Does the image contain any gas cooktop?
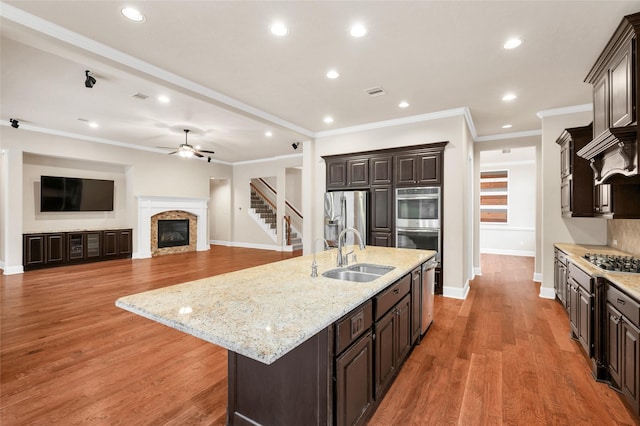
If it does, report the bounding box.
[583,253,640,274]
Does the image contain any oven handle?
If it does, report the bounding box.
[396,227,440,233]
[396,195,439,200]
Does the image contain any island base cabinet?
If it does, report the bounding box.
[227,329,330,426]
[621,321,640,413]
[335,331,373,426]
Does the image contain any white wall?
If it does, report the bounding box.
[1,127,232,273]
[209,178,231,243]
[306,115,473,297]
[540,109,607,298]
[479,148,536,256]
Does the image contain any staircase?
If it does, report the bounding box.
[250,190,302,251]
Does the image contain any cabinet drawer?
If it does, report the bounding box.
[375,274,411,321]
[335,301,373,355]
[568,261,593,293]
[608,285,640,328]
[556,250,567,266]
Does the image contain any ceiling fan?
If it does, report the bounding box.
[158,129,215,158]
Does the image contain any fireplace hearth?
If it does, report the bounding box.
[158,219,190,248]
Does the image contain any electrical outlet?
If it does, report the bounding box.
[612,239,618,247]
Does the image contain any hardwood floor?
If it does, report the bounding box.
[1,250,637,425]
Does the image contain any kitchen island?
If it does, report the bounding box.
[116,246,435,425]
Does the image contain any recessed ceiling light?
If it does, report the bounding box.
[195,145,201,150]
[350,24,367,38]
[503,38,522,49]
[271,22,288,36]
[88,122,99,128]
[502,93,517,101]
[326,69,340,79]
[324,116,334,124]
[265,131,273,137]
[121,7,145,23]
[157,95,170,103]
[502,124,513,129]
[398,101,410,108]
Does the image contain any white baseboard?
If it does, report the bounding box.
[532,272,542,282]
[226,241,287,252]
[539,286,555,299]
[210,240,232,246]
[480,248,535,257]
[2,264,24,275]
[133,251,151,259]
[473,267,482,276]
[443,280,470,300]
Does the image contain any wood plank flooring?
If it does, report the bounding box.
[1,249,637,425]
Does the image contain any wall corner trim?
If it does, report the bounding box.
[533,272,542,282]
[2,264,24,275]
[443,281,470,300]
[539,285,556,299]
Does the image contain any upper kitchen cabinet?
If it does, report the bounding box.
[556,124,594,217]
[370,155,393,185]
[578,12,640,185]
[325,157,369,190]
[394,148,443,187]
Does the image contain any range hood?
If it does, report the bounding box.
[577,11,640,185]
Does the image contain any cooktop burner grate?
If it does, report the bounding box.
[583,253,640,274]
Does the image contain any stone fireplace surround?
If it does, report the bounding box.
[136,195,209,259]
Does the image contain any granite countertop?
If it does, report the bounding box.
[116,246,435,365]
[554,243,640,301]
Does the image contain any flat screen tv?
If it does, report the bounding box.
[40,176,114,212]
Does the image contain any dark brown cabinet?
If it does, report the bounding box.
[326,159,347,189]
[594,184,640,219]
[23,229,132,271]
[370,185,393,247]
[347,158,369,188]
[410,267,421,344]
[370,156,393,185]
[325,158,370,189]
[606,283,640,414]
[594,184,612,215]
[395,151,442,186]
[554,248,569,310]
[556,125,594,217]
[370,232,392,247]
[568,261,594,357]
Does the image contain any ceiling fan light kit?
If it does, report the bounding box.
[159,129,215,160]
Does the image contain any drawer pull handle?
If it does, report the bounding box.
[613,316,621,325]
[393,288,399,295]
[617,298,626,305]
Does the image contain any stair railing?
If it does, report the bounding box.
[283,215,291,246]
[250,182,277,213]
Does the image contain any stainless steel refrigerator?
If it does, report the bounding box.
[324,191,367,248]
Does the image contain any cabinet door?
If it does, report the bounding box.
[327,160,348,190]
[569,282,580,338]
[370,232,393,248]
[370,156,393,185]
[46,234,65,264]
[103,231,118,257]
[370,186,392,232]
[67,232,85,262]
[622,320,640,411]
[23,234,46,268]
[118,230,133,255]
[395,155,417,185]
[560,142,571,178]
[335,331,373,426]
[578,287,593,356]
[347,159,369,188]
[86,232,102,259]
[596,184,612,215]
[559,264,568,308]
[592,73,609,137]
[607,303,622,388]
[411,268,421,344]
[396,295,412,364]
[417,152,441,185]
[374,309,396,398]
[609,45,634,128]
[560,178,572,215]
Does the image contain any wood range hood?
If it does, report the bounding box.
[577,12,640,185]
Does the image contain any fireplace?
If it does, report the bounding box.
[158,219,190,248]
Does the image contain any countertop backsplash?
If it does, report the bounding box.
[608,219,640,256]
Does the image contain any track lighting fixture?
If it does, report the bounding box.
[292,142,300,150]
[9,118,19,128]
[207,156,212,163]
[85,70,96,88]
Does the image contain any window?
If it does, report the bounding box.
[480,170,508,223]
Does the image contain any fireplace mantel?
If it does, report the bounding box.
[136,195,209,258]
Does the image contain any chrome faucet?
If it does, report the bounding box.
[337,227,365,267]
[311,238,329,277]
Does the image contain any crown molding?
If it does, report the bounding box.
[475,129,542,142]
[536,103,592,119]
[233,153,303,166]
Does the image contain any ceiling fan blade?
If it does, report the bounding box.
[157,146,177,150]
[199,149,215,154]
[193,152,204,158]
[167,151,179,155]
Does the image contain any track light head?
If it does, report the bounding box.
[292,142,300,150]
[85,70,96,88]
[9,118,19,129]
[207,156,212,163]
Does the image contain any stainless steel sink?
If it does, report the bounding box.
[322,264,395,282]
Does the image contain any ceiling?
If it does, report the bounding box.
[2,1,640,164]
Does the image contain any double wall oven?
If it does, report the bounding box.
[395,187,441,261]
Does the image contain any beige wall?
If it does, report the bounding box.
[307,115,473,296]
[209,179,231,243]
[1,127,232,273]
[608,219,640,256]
[540,110,607,297]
